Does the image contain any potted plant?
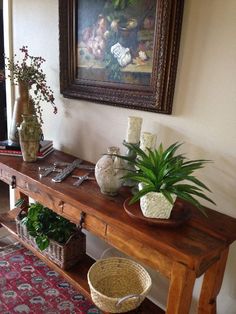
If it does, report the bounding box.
[16,202,85,269]
[119,142,215,218]
[5,46,57,143]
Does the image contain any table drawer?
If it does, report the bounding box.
[62,203,106,238]
[0,168,38,192]
[1,168,15,185]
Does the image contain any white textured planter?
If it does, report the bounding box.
[139,184,176,219]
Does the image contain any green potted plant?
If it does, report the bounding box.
[5,46,57,124]
[20,202,76,250]
[5,46,57,144]
[16,202,85,269]
[119,142,215,218]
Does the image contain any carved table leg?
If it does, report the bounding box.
[166,261,196,314]
[198,247,229,314]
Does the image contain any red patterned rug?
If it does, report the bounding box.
[0,243,101,314]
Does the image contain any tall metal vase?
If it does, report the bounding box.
[9,81,35,144]
[18,114,42,162]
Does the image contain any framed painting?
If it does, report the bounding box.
[59,0,184,114]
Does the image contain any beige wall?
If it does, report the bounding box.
[7,0,236,312]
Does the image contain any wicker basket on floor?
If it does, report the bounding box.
[87,257,152,313]
[15,211,86,270]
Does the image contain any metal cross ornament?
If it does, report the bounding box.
[38,158,95,183]
[52,159,83,182]
[72,173,95,187]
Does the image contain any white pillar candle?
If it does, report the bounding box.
[140,132,156,153]
[125,116,143,144]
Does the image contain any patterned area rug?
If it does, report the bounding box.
[0,243,101,314]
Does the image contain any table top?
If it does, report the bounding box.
[1,150,236,275]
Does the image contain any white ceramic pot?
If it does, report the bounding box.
[139,184,176,219]
[95,147,125,196]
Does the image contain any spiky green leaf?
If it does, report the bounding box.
[161,190,175,205]
[129,185,156,204]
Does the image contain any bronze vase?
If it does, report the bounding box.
[9,81,35,144]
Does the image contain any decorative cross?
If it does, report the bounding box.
[72,174,95,187]
[38,159,95,183]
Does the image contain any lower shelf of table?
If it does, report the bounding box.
[0,208,165,314]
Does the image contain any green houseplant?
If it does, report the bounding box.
[119,142,215,217]
[5,46,57,124]
[16,201,86,269]
[5,46,57,145]
[20,202,77,251]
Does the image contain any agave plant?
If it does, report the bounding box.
[119,142,215,216]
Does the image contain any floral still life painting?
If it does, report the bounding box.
[77,0,156,85]
[59,0,184,113]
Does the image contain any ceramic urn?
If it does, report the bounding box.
[95,147,124,196]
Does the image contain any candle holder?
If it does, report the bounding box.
[122,140,139,187]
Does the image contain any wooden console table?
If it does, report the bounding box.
[1,150,236,314]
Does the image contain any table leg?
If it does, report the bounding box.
[198,247,229,314]
[14,188,29,208]
[166,261,196,314]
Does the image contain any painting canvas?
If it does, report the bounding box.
[77,0,157,86]
[59,0,184,113]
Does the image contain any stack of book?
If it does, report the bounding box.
[0,139,54,159]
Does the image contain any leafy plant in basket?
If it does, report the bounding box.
[20,202,77,251]
[118,142,215,218]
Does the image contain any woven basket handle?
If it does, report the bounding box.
[116,294,141,308]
